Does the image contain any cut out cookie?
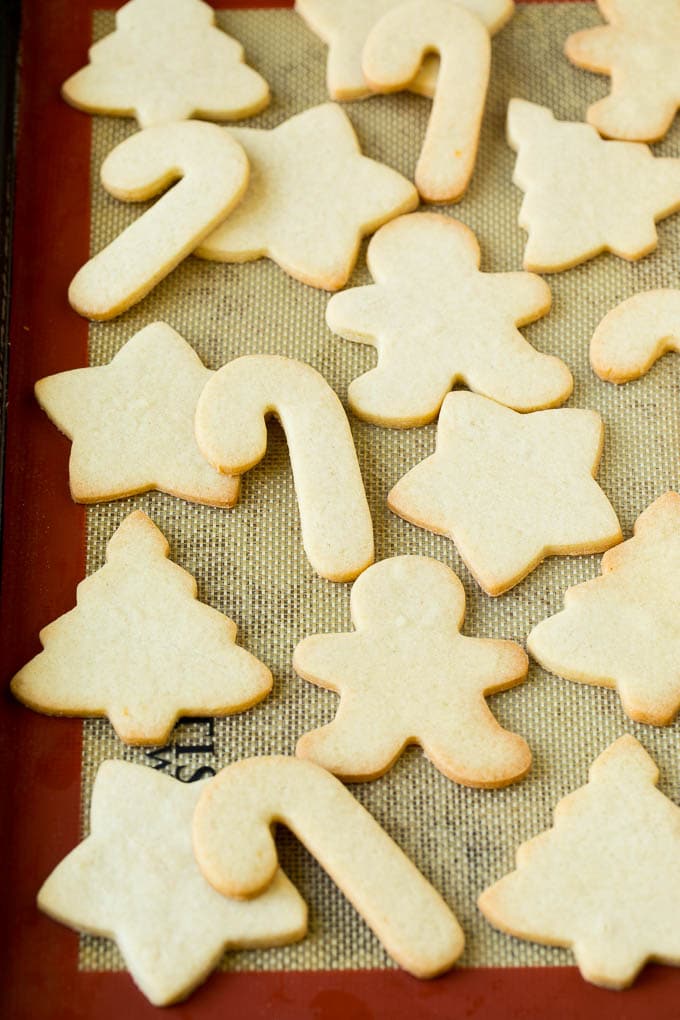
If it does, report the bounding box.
[193,755,465,978]
[590,289,680,383]
[529,492,680,726]
[326,213,572,425]
[362,0,490,203]
[11,511,272,744]
[479,735,680,989]
[507,98,680,272]
[195,355,374,582]
[295,0,513,100]
[294,556,530,786]
[196,103,418,290]
[69,121,249,319]
[39,760,306,1006]
[388,392,622,596]
[35,322,239,507]
[565,0,680,142]
[62,0,269,128]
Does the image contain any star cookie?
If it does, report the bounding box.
[565,0,680,142]
[388,392,622,596]
[38,760,307,1005]
[35,322,239,507]
[507,98,680,272]
[11,511,272,744]
[294,556,531,786]
[479,735,680,989]
[590,289,680,382]
[196,103,419,290]
[62,0,269,127]
[529,492,680,725]
[295,0,513,100]
[326,213,572,426]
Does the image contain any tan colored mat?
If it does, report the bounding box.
[79,3,680,972]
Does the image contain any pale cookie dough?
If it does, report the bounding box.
[35,322,239,507]
[294,556,531,786]
[326,213,572,426]
[192,755,465,979]
[565,0,680,142]
[38,761,307,1006]
[528,492,680,726]
[479,735,680,989]
[195,355,374,583]
[69,120,249,320]
[62,0,269,128]
[388,392,622,596]
[295,0,513,100]
[507,98,680,272]
[362,0,490,203]
[11,511,272,744]
[196,103,418,291]
[590,289,680,382]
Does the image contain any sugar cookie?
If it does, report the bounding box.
[529,492,680,726]
[62,0,269,128]
[11,511,272,744]
[294,556,530,786]
[195,354,374,582]
[326,213,572,425]
[192,755,465,979]
[69,121,249,319]
[39,760,306,1006]
[363,0,490,203]
[479,735,680,989]
[388,392,622,596]
[196,103,418,291]
[507,98,680,272]
[565,0,680,142]
[295,0,513,100]
[590,289,680,383]
[35,322,239,507]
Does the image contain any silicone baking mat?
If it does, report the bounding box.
[2,1,680,1017]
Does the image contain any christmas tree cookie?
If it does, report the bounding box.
[326,213,572,426]
[565,0,680,142]
[388,392,622,596]
[294,556,531,786]
[295,0,513,100]
[62,0,269,127]
[590,289,680,382]
[35,322,239,507]
[479,735,680,988]
[529,492,680,725]
[11,512,272,744]
[39,761,307,1006]
[507,98,680,272]
[196,103,418,290]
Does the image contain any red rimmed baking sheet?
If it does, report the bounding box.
[3,1,680,1017]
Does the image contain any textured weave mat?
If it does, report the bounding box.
[79,3,680,972]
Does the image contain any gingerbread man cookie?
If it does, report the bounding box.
[326,213,572,426]
[565,0,680,142]
[294,556,531,786]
